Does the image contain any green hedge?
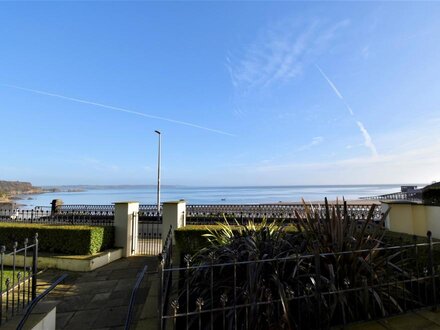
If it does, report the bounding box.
[175,224,298,256]
[423,188,440,204]
[0,223,114,255]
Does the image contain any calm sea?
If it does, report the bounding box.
[17,184,408,209]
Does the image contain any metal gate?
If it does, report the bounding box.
[135,210,163,255]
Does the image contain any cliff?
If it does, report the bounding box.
[0,180,43,201]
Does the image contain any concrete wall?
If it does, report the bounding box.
[426,206,440,238]
[384,202,440,238]
[2,249,122,272]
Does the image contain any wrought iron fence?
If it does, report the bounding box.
[159,232,440,330]
[0,209,114,226]
[17,273,67,330]
[0,235,38,326]
[5,203,382,226]
[158,225,173,330]
[186,203,383,224]
[60,203,160,213]
[360,191,422,201]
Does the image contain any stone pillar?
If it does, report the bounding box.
[162,200,186,242]
[51,199,63,215]
[114,201,139,257]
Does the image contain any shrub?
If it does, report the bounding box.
[179,200,416,329]
[0,223,114,255]
[422,183,440,204]
[175,222,298,256]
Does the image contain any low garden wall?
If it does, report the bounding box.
[383,201,440,238]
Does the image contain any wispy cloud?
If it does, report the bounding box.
[2,84,236,137]
[81,157,120,172]
[262,143,440,172]
[247,142,440,185]
[298,136,324,151]
[227,18,350,93]
[361,45,371,59]
[315,65,378,157]
[356,121,378,157]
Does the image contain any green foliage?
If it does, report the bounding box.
[175,222,298,256]
[422,184,440,204]
[181,200,417,329]
[0,223,114,255]
[183,219,299,329]
[293,199,408,325]
[0,268,15,291]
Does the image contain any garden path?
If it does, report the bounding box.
[37,256,158,329]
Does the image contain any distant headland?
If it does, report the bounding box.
[0,180,44,203]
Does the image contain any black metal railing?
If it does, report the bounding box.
[361,191,422,201]
[158,225,173,330]
[0,209,114,226]
[186,203,383,224]
[137,221,163,256]
[4,203,382,226]
[60,204,160,212]
[125,265,149,330]
[0,234,39,326]
[159,232,440,329]
[17,273,68,330]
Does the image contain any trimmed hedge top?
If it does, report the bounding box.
[175,224,298,255]
[0,223,114,255]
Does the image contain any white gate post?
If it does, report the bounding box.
[114,201,139,257]
[162,200,186,242]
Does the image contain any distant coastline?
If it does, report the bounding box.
[0,180,43,204]
[0,180,87,205]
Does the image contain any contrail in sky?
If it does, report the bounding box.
[315,65,354,116]
[2,84,236,137]
[315,65,378,157]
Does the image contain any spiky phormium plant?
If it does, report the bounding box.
[181,200,416,329]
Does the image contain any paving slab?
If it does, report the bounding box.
[343,310,440,330]
[34,256,158,329]
[379,312,436,329]
[416,309,440,326]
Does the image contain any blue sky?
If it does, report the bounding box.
[1,1,440,186]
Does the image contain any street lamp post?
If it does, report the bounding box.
[154,130,161,218]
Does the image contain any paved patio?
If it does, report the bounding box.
[37,256,158,330]
[36,257,440,330]
[341,308,440,330]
